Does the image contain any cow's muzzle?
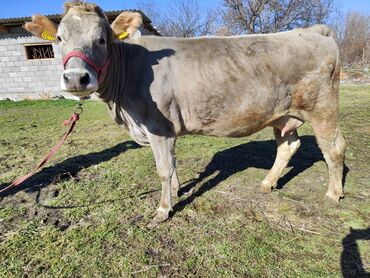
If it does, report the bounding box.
[61,68,96,95]
[61,50,110,96]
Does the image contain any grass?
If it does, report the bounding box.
[0,85,369,277]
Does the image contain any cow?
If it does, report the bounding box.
[24,1,347,226]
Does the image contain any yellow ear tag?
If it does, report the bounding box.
[41,31,55,41]
[118,32,129,41]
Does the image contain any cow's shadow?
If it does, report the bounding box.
[0,141,141,197]
[173,135,349,214]
[341,227,370,278]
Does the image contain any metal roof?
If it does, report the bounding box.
[0,10,160,36]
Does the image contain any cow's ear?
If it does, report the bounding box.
[111,12,142,40]
[23,15,57,41]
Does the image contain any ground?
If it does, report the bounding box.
[0,84,369,277]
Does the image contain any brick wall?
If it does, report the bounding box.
[0,33,64,100]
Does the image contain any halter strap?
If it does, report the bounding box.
[63,50,111,84]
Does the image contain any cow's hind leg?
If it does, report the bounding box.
[261,128,301,192]
[310,119,347,202]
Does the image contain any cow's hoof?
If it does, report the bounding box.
[325,191,344,203]
[147,207,170,229]
[260,180,274,193]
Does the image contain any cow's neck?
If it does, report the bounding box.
[94,42,150,146]
[95,42,128,105]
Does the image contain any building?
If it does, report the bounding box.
[0,11,159,100]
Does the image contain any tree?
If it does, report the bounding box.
[138,0,220,37]
[335,12,370,66]
[222,0,336,34]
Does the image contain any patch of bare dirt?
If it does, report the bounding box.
[0,185,74,241]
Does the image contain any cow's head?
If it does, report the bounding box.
[24,1,142,97]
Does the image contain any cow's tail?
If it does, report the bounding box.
[307,24,335,39]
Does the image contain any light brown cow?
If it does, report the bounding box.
[24,2,347,227]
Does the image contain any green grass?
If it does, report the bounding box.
[0,85,369,277]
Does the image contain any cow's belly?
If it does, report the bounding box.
[185,112,272,137]
[198,119,268,137]
[182,98,285,137]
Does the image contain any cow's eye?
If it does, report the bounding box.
[56,35,63,43]
[98,38,105,45]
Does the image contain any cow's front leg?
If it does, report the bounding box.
[149,135,176,227]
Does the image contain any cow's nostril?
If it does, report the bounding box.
[63,73,70,84]
[80,73,90,85]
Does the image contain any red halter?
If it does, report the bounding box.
[63,50,111,84]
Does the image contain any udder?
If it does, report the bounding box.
[271,116,305,137]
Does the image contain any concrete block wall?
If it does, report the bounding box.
[0,33,65,100]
